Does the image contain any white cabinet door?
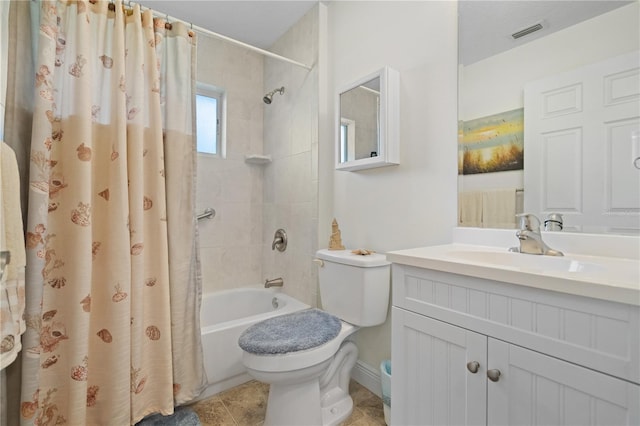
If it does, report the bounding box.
[391,307,487,426]
[488,339,640,426]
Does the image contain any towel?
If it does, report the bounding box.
[135,406,201,426]
[1,141,26,370]
[483,188,517,229]
[458,191,483,227]
[516,189,524,215]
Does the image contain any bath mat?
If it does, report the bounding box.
[239,308,342,354]
[136,406,201,426]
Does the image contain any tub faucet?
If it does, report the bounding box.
[265,277,284,288]
[509,213,563,256]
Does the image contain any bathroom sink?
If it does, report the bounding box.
[445,249,607,274]
[386,243,640,305]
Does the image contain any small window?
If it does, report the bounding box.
[196,83,226,156]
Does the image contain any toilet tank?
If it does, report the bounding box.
[315,249,390,327]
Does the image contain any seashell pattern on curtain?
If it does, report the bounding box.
[19,1,206,424]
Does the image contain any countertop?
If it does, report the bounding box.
[387,243,640,306]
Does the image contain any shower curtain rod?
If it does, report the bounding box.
[130,0,313,71]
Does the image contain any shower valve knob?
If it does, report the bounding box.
[272,229,287,252]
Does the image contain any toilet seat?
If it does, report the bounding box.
[239,309,342,355]
[241,315,358,373]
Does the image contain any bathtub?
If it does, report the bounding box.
[198,288,310,399]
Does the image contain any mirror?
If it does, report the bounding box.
[340,79,379,162]
[458,1,640,234]
[336,66,399,171]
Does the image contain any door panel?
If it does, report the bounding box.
[391,307,487,426]
[524,51,640,233]
[488,339,640,426]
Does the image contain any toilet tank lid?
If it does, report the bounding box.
[316,249,390,267]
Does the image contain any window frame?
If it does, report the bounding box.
[340,118,356,163]
[196,82,226,158]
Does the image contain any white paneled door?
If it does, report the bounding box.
[524,51,640,233]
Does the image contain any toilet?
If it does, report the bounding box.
[238,249,390,426]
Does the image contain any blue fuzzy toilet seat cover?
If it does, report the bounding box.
[239,309,342,355]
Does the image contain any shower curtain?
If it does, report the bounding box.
[19,1,206,424]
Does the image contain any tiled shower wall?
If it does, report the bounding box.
[262,6,319,307]
[196,35,265,293]
[196,5,319,306]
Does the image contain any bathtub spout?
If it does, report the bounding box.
[265,277,284,288]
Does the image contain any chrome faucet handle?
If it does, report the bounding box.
[271,229,287,252]
[544,213,564,231]
[512,213,564,257]
[516,213,541,232]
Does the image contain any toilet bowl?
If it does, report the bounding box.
[242,316,359,425]
[238,249,390,426]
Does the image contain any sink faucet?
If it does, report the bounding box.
[544,212,564,232]
[264,277,284,288]
[510,213,563,256]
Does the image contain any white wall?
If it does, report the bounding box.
[459,2,640,193]
[321,1,458,370]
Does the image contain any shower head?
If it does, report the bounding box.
[263,86,285,104]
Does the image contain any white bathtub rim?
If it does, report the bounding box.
[198,287,311,398]
[200,288,310,334]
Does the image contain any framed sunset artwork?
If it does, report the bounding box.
[458,108,524,175]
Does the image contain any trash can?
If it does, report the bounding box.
[380,360,391,425]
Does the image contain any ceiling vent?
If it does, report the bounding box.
[512,23,544,39]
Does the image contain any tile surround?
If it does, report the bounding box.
[196,7,319,306]
[197,33,265,295]
[262,6,319,307]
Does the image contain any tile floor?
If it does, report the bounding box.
[188,379,386,426]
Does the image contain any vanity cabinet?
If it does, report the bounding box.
[391,264,640,426]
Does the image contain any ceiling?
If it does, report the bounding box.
[459,1,633,65]
[136,1,633,62]
[136,1,317,49]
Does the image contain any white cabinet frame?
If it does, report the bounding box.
[391,263,640,426]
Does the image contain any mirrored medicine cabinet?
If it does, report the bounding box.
[336,66,400,171]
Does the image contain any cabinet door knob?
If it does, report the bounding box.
[466,361,480,374]
[487,369,501,382]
